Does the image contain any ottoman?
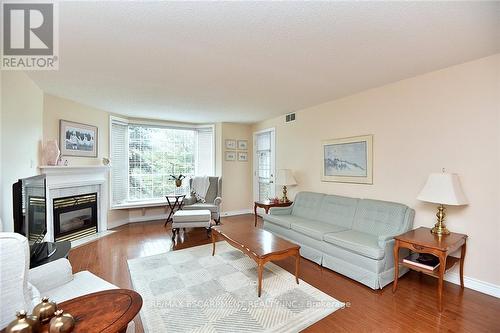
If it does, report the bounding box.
[171,209,212,240]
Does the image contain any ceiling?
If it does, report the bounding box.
[28,1,500,124]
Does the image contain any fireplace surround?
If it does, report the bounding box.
[39,166,110,242]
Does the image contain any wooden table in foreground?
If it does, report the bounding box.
[212,224,300,297]
[1,289,143,333]
[254,200,293,227]
[393,227,467,312]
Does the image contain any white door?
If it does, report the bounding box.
[253,128,276,203]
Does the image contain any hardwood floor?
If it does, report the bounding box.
[68,215,500,332]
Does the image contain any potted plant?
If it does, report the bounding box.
[170,174,186,187]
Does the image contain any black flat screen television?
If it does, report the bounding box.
[13,175,54,260]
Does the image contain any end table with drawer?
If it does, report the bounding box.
[392,226,467,312]
[254,200,293,227]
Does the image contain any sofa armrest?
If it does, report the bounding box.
[183,196,197,206]
[29,258,74,294]
[269,205,293,215]
[377,234,399,248]
[214,197,222,207]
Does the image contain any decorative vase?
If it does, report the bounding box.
[5,310,40,333]
[175,179,182,187]
[43,140,60,166]
[49,310,75,333]
[32,297,57,323]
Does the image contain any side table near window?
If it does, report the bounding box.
[392,227,467,312]
[164,194,186,227]
[254,200,293,227]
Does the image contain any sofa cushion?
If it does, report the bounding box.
[173,210,211,222]
[291,192,325,220]
[352,199,409,236]
[316,195,358,228]
[323,230,384,260]
[264,215,312,229]
[291,220,347,241]
[45,271,117,304]
[183,203,218,213]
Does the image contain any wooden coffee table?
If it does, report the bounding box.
[212,224,300,297]
[0,289,143,333]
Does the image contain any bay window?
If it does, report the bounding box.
[110,117,214,206]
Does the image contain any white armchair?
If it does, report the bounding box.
[0,233,135,332]
[183,177,222,224]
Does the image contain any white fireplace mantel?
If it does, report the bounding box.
[38,165,110,242]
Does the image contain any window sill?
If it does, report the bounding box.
[111,199,169,210]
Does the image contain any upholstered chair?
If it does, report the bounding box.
[0,233,135,332]
[183,177,222,224]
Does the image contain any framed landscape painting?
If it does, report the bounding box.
[60,120,98,157]
[321,135,373,184]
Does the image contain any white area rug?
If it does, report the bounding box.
[128,242,344,333]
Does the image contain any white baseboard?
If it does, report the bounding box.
[128,214,169,224]
[107,218,130,229]
[108,214,168,230]
[221,209,253,217]
[445,272,500,298]
[109,209,253,229]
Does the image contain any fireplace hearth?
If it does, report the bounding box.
[53,193,98,242]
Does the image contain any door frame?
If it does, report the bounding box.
[253,127,276,203]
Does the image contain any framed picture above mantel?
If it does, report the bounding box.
[59,120,98,157]
[321,134,373,184]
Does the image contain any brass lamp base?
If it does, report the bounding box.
[281,185,289,203]
[430,204,450,236]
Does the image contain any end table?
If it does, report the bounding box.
[392,227,467,312]
[254,200,293,227]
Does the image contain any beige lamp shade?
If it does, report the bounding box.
[417,172,468,206]
[276,169,297,186]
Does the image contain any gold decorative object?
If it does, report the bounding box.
[33,297,57,323]
[417,171,468,236]
[49,310,75,333]
[431,204,450,235]
[5,310,40,333]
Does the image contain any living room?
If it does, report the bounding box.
[1,1,499,332]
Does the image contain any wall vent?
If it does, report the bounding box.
[285,113,296,123]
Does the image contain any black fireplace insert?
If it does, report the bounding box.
[53,193,97,242]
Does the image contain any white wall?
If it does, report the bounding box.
[1,72,44,231]
[253,54,500,288]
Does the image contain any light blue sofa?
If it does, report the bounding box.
[263,191,415,289]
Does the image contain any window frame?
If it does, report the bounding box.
[109,115,216,209]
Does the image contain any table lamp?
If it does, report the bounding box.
[417,171,468,235]
[276,169,297,202]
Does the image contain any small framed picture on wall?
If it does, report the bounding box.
[59,120,98,157]
[238,152,248,162]
[225,151,236,161]
[237,140,248,150]
[225,139,237,149]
